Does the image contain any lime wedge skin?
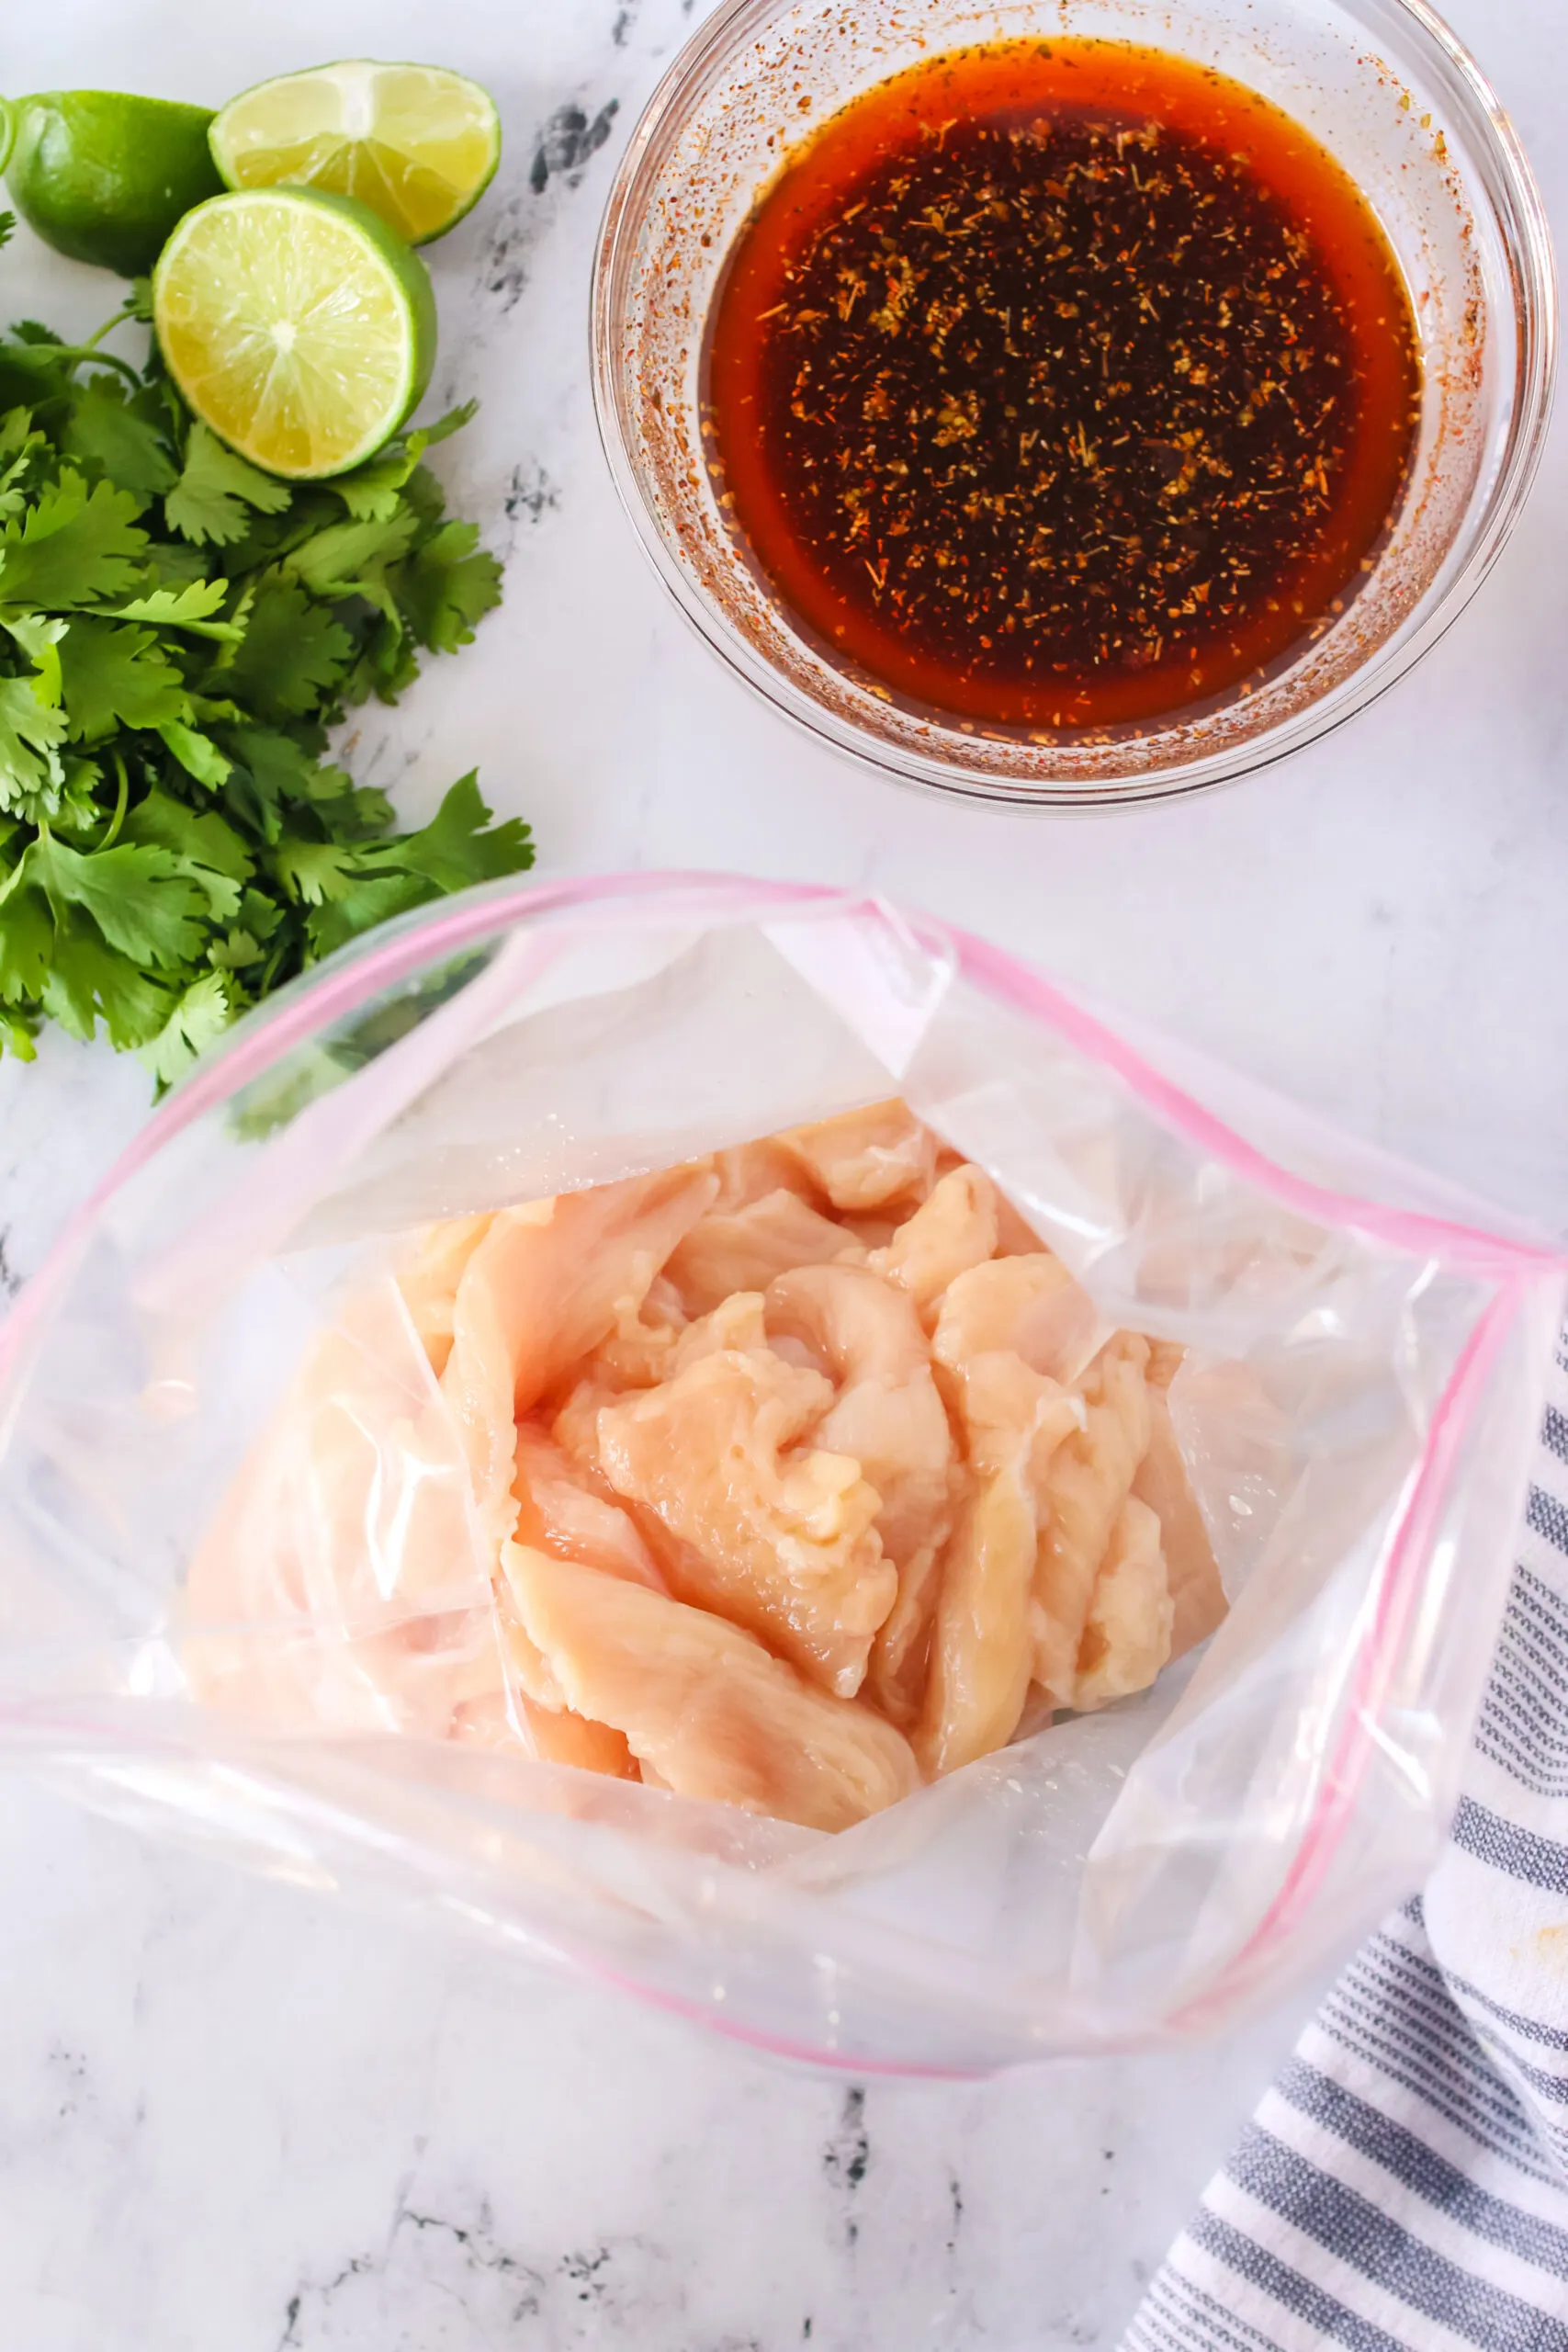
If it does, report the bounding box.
[6,91,223,276]
[209,59,501,245]
[153,186,437,481]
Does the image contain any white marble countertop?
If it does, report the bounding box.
[1,0,1565,2344]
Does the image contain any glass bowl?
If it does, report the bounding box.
[591,0,1556,808]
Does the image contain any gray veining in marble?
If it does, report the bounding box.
[1,0,1565,2344]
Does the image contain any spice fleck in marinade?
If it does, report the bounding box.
[704,40,1424,733]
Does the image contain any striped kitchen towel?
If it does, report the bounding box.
[1123,1341,1568,2349]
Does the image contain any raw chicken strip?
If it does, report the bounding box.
[187,1282,493,1635]
[871,1165,998,1324]
[513,1423,667,1591]
[944,1349,1087,1485]
[1132,1382,1228,1659]
[916,1464,1037,1778]
[1032,1334,1153,1705]
[589,1347,896,1696]
[914,1323,1084,1772]
[711,1138,827,1211]
[779,1100,936,1212]
[671,1291,771,1368]
[441,1165,717,1540]
[502,1544,919,1829]
[667,1190,863,1318]
[1072,1497,1175,1710]
[995,1193,1050,1257]
[933,1253,1109,1389]
[585,1276,688,1390]
[398,1212,494,1377]
[766,1263,960,1725]
[452,1683,639,1780]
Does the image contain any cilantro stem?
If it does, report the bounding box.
[97,752,130,853]
[81,302,139,354]
[46,343,144,390]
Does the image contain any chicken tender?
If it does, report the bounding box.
[916,1465,1038,1778]
[871,1165,999,1324]
[779,1100,937,1212]
[587,1346,897,1697]
[1132,1377,1228,1660]
[1032,1334,1153,1706]
[767,1263,959,1724]
[441,1165,716,1540]
[513,1423,667,1592]
[1072,1497,1175,1711]
[667,1191,863,1318]
[932,1253,1108,1389]
[398,1212,494,1377]
[502,1544,919,1830]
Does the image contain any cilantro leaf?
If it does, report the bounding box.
[108,579,243,642]
[59,616,189,743]
[388,772,535,892]
[141,971,231,1086]
[121,789,250,920]
[157,718,233,788]
[3,610,67,705]
[27,833,209,969]
[0,1009,38,1060]
[279,509,420,601]
[164,421,292,545]
[0,468,148,607]
[0,877,52,1001]
[0,675,69,819]
[61,376,177,504]
[395,519,504,655]
[218,576,353,718]
[40,910,172,1048]
[333,402,479,522]
[272,835,361,906]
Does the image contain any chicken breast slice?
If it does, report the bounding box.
[666,1190,863,1318]
[588,1346,896,1697]
[933,1253,1110,1389]
[1032,1334,1153,1705]
[916,1464,1037,1778]
[1131,1380,1228,1660]
[711,1138,828,1211]
[912,1326,1084,1772]
[1072,1496,1175,1711]
[440,1165,717,1542]
[870,1165,999,1325]
[765,1262,960,1724]
[582,1275,688,1391]
[502,1543,919,1830]
[397,1212,494,1377]
[778,1100,937,1212]
[513,1422,667,1592]
[451,1681,640,1780]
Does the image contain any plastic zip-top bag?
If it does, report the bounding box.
[0,874,1560,2074]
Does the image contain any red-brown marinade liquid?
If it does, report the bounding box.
[703,40,1423,735]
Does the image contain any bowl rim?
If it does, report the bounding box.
[590,0,1559,810]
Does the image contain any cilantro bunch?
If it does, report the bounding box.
[0,266,531,1085]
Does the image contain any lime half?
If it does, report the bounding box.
[0,100,16,180]
[6,90,222,276]
[209,60,501,245]
[152,187,436,479]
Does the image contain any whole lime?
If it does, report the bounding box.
[6,90,223,277]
